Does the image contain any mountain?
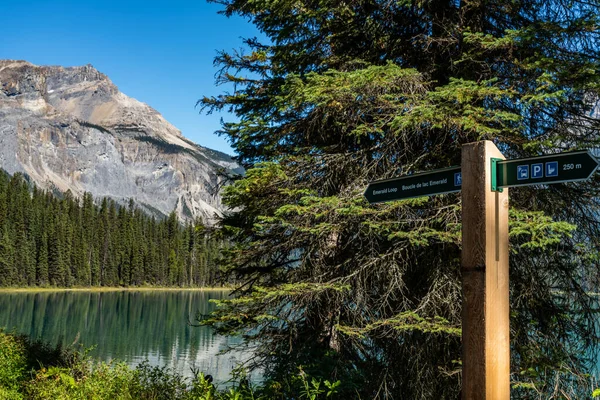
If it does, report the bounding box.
[0,60,241,224]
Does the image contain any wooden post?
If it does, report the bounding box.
[461,141,510,399]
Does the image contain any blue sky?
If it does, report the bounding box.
[0,0,262,155]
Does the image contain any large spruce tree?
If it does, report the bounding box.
[201,0,600,398]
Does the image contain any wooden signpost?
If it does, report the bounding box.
[461,142,510,399]
[364,141,599,399]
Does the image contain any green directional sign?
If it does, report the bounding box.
[364,166,462,204]
[365,150,599,204]
[495,150,599,189]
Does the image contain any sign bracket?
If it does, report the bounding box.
[491,158,503,192]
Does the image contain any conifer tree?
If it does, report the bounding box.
[106,201,119,285]
[130,240,144,286]
[37,232,49,286]
[82,192,96,285]
[0,174,8,224]
[61,199,74,287]
[90,245,100,286]
[201,0,600,397]
[48,221,66,287]
[98,197,110,285]
[0,224,15,286]
[31,187,45,283]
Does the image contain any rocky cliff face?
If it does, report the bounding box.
[0,60,241,224]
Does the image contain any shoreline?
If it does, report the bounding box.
[0,286,232,293]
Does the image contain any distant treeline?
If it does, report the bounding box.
[0,171,223,287]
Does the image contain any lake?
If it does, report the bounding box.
[0,289,253,384]
[1,290,596,385]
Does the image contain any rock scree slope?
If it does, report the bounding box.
[0,60,241,224]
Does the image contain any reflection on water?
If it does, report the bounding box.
[0,290,251,383]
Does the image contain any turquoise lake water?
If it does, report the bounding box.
[0,290,253,384]
[0,290,596,384]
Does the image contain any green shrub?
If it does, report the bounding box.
[1,331,340,399]
[0,332,27,397]
[0,386,23,400]
[129,360,189,399]
[25,363,135,400]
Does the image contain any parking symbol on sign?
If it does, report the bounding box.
[517,165,529,180]
[531,163,543,178]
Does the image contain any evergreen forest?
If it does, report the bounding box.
[0,171,222,288]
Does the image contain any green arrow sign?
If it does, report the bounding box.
[495,150,599,188]
[364,167,462,203]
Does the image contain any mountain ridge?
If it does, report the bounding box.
[0,60,239,224]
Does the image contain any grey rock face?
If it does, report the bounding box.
[0,60,241,224]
